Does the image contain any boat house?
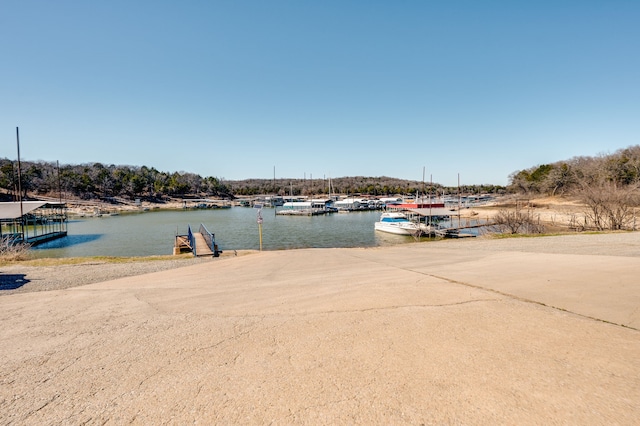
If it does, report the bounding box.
[334,198,363,212]
[277,200,332,216]
[0,201,67,246]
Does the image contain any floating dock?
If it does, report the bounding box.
[174,223,221,257]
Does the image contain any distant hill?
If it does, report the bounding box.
[0,158,505,201]
[226,176,504,197]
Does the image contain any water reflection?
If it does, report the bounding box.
[36,234,103,249]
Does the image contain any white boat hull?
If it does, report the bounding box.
[374,221,421,235]
[374,211,423,236]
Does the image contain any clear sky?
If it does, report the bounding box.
[2,1,639,187]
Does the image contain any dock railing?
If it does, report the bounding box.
[175,223,220,257]
[187,224,196,257]
[198,223,220,257]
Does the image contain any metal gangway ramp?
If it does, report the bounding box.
[174,223,221,257]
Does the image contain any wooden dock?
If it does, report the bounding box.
[193,232,214,256]
[174,235,192,254]
[174,223,220,257]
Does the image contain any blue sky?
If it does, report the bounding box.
[2,1,638,186]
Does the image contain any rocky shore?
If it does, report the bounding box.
[62,196,230,217]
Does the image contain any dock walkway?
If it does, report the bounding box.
[174,223,220,257]
[193,232,214,256]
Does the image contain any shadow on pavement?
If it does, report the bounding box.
[0,274,30,291]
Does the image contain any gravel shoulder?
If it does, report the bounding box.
[0,257,210,295]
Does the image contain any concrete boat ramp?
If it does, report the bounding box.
[1,232,639,424]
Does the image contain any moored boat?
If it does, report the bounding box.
[374,212,422,236]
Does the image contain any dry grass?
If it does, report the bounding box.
[0,237,32,263]
[0,250,257,267]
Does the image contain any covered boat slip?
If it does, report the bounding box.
[276,200,333,216]
[382,206,471,238]
[401,207,455,228]
[403,207,491,238]
[0,201,67,245]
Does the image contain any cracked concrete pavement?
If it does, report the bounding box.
[1,233,639,424]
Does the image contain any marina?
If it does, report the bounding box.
[30,206,487,258]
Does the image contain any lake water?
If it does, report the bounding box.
[33,207,439,258]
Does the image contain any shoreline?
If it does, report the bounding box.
[61,194,596,230]
[2,231,637,295]
[17,192,635,233]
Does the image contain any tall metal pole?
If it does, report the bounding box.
[256,207,263,251]
[16,127,24,238]
[458,173,461,229]
[422,166,425,204]
[57,160,62,203]
[429,174,432,227]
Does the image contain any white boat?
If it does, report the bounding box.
[374,212,422,236]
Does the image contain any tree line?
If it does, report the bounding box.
[507,145,640,230]
[0,160,232,200]
[227,176,504,198]
[508,145,640,195]
[0,158,505,201]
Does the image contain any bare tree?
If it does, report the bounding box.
[491,209,545,234]
[580,182,640,230]
[0,236,31,261]
[547,163,575,196]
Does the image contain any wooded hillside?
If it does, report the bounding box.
[226,176,503,198]
[507,145,640,231]
[0,159,504,201]
[508,145,640,195]
[0,160,231,200]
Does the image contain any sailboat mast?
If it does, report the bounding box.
[16,127,23,217]
[429,174,433,225]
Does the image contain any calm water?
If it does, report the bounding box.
[33,208,431,258]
